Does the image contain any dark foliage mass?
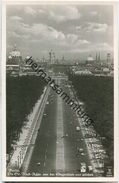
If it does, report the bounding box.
[6,76,46,155]
[69,74,114,167]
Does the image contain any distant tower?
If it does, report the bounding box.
[96,53,98,62]
[98,52,101,62]
[53,52,55,64]
[49,50,53,64]
[49,50,52,64]
[62,56,65,62]
[49,50,55,64]
[107,53,111,66]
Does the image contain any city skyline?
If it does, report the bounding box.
[7,4,113,61]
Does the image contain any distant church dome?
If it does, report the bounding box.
[9,45,21,58]
[87,55,94,62]
[7,45,22,65]
[10,50,21,57]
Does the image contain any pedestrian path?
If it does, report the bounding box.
[7,88,47,176]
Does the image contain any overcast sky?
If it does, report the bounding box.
[7,4,113,60]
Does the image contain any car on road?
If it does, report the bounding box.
[77,148,83,152]
[76,126,80,131]
[81,152,85,156]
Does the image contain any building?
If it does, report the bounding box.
[21,56,37,75]
[49,50,56,64]
[6,46,22,75]
[75,70,92,75]
[86,55,94,64]
[107,53,112,67]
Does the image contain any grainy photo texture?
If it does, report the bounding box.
[6,3,114,178]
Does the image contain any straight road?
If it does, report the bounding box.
[27,77,94,177]
[27,90,57,176]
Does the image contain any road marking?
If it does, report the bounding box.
[56,80,65,173]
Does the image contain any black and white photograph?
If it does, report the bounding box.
[2,0,118,181]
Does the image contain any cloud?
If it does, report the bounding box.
[9,16,23,21]
[9,31,30,40]
[8,16,91,51]
[23,6,81,21]
[38,9,46,14]
[8,17,66,42]
[90,11,98,16]
[86,22,108,33]
[96,42,112,51]
[8,31,21,38]
[79,40,90,44]
[66,34,78,43]
[69,42,112,54]
[49,6,81,22]
[24,7,36,15]
[27,23,66,41]
[7,5,113,58]
[76,26,81,31]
